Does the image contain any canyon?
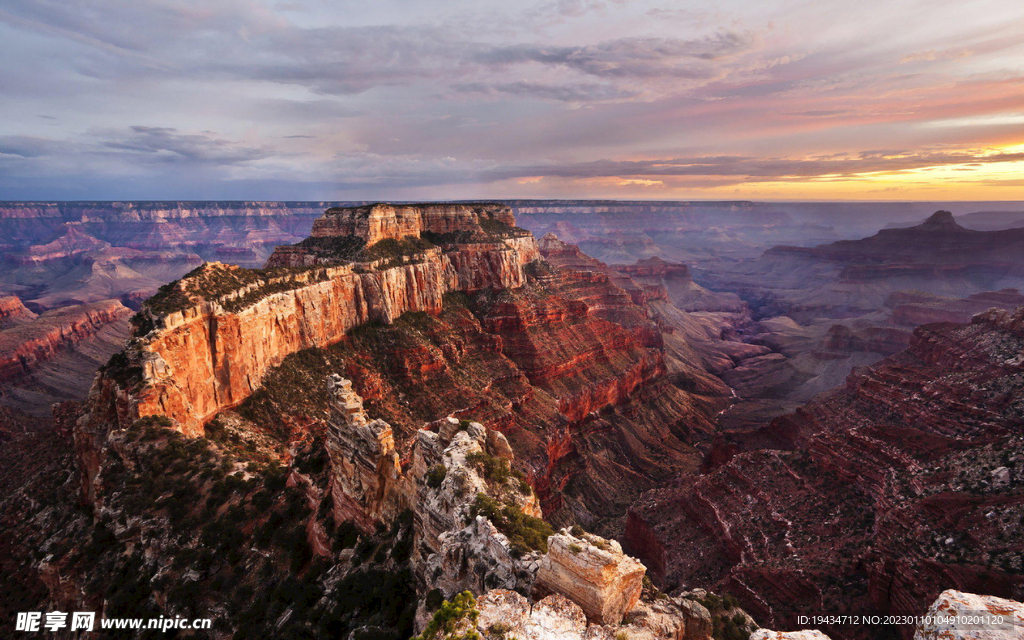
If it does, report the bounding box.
[78,203,728,533]
[2,199,1020,421]
[0,297,132,416]
[625,308,1024,639]
[2,200,1023,640]
[1,192,749,635]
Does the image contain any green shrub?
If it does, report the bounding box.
[131,415,173,431]
[363,237,434,263]
[469,493,554,554]
[414,591,479,640]
[465,452,511,484]
[427,464,448,489]
[425,589,445,613]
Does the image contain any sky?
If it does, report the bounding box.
[1,0,1024,201]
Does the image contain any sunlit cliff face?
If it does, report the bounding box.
[0,0,1023,200]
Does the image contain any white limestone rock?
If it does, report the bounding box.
[535,529,646,624]
[914,589,1024,640]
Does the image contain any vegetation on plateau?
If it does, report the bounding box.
[469,493,554,555]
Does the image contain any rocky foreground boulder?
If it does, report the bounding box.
[914,590,1024,640]
[476,589,714,640]
[536,529,646,624]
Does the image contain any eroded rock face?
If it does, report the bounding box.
[309,202,518,245]
[889,290,1024,328]
[83,204,539,436]
[626,309,1024,638]
[77,211,726,533]
[0,300,131,384]
[0,201,334,268]
[325,374,405,530]
[535,529,646,624]
[480,591,587,640]
[323,377,541,615]
[321,375,676,635]
[0,296,35,329]
[425,515,541,601]
[914,590,1024,640]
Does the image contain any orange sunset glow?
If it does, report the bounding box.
[1,0,1023,200]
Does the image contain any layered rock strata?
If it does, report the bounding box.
[310,202,518,245]
[0,295,35,329]
[323,374,662,633]
[76,206,726,533]
[535,529,646,624]
[0,300,131,383]
[87,204,539,436]
[626,308,1024,639]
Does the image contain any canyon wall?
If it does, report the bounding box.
[310,202,518,245]
[0,295,35,329]
[625,308,1024,639]
[0,300,131,383]
[113,220,539,435]
[75,211,729,531]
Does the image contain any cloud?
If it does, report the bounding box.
[454,81,640,102]
[0,2,765,101]
[2,0,1024,199]
[899,44,983,64]
[478,32,757,79]
[483,149,1024,184]
[99,126,273,164]
[0,135,68,157]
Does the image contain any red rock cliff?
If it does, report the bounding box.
[0,300,131,383]
[0,296,35,329]
[309,202,518,245]
[85,204,540,437]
